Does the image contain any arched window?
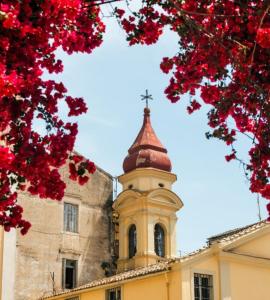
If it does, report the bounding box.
[154,224,165,257]
[128,224,137,258]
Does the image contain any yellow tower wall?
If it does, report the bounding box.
[114,168,183,271]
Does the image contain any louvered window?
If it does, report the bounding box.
[65,297,79,300]
[194,273,213,300]
[64,203,78,233]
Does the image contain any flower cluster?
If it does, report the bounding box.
[115,1,270,218]
[69,154,96,185]
[0,0,104,233]
[2,0,270,232]
[257,28,270,48]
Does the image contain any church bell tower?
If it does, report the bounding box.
[113,95,183,272]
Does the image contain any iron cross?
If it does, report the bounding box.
[141,89,153,109]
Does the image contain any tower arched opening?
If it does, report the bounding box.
[154,223,165,257]
[128,224,137,258]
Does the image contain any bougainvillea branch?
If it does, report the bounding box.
[114,0,270,219]
[0,0,102,234]
[2,0,270,234]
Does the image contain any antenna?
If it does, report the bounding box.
[50,272,56,295]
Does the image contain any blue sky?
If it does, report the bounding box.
[52,14,267,254]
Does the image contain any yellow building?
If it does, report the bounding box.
[42,107,270,300]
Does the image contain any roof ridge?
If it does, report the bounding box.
[41,221,270,299]
[207,220,268,244]
[41,260,175,299]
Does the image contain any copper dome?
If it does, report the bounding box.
[123,108,172,173]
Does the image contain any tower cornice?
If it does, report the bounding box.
[119,168,177,184]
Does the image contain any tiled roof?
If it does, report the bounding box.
[180,246,209,262]
[41,220,270,299]
[41,260,174,299]
[207,220,269,245]
[181,220,270,262]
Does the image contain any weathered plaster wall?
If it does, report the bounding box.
[2,229,16,300]
[14,165,113,300]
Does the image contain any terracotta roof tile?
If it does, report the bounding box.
[41,221,270,299]
[41,261,174,299]
[180,246,209,261]
[180,220,270,262]
[207,220,269,245]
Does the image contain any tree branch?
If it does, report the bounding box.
[84,0,122,7]
[250,4,270,65]
[179,8,239,18]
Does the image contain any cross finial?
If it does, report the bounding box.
[141,89,153,109]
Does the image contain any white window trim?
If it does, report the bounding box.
[191,269,217,300]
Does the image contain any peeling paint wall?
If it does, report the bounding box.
[12,165,112,300]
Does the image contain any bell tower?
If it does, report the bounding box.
[113,95,183,272]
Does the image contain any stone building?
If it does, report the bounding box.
[0,162,113,300]
[43,107,270,300]
[2,102,270,300]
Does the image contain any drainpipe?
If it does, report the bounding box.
[164,272,170,300]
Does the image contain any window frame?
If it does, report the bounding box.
[128,224,137,258]
[193,272,214,300]
[154,223,165,257]
[106,286,121,300]
[64,202,79,233]
[62,258,78,290]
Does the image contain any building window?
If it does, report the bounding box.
[65,297,79,300]
[154,224,165,257]
[106,287,121,300]
[64,203,78,233]
[194,273,213,300]
[128,224,137,258]
[62,259,77,289]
